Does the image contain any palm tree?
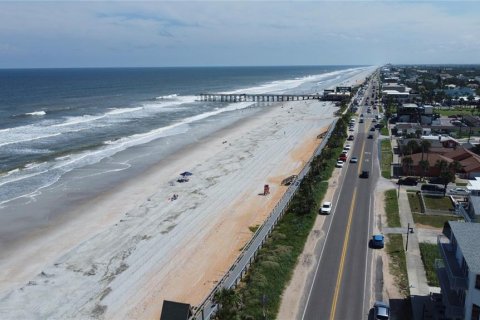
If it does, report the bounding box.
[402,156,414,176]
[406,139,419,156]
[419,160,430,181]
[419,139,432,162]
[435,160,454,196]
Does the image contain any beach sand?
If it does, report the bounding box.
[0,69,374,319]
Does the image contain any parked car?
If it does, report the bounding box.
[449,187,469,195]
[421,184,446,193]
[428,177,448,185]
[336,161,344,168]
[370,127,375,131]
[360,170,369,178]
[350,157,358,163]
[368,134,373,139]
[344,144,351,150]
[371,235,385,249]
[338,154,347,162]
[320,201,332,214]
[373,301,390,319]
[397,177,418,186]
[347,135,354,141]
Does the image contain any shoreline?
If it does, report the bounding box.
[0,68,374,319]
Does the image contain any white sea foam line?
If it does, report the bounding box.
[0,132,62,148]
[220,67,365,95]
[24,111,46,116]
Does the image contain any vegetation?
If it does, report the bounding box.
[386,234,409,296]
[407,191,422,213]
[214,113,352,319]
[380,139,393,179]
[248,225,260,233]
[385,189,401,227]
[419,243,441,287]
[423,195,454,211]
[412,212,462,228]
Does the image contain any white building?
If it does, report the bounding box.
[436,221,480,319]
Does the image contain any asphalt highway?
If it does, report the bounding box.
[302,74,380,320]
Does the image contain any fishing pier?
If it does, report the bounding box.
[197,93,323,102]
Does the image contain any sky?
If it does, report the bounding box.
[0,1,479,68]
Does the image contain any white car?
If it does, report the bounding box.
[320,201,332,214]
[449,187,469,195]
[336,160,344,168]
[344,144,351,150]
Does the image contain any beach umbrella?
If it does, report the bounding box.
[180,171,193,177]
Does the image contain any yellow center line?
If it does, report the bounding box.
[330,130,367,320]
[329,189,357,320]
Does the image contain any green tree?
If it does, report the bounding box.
[419,139,432,162]
[419,160,430,181]
[214,288,241,320]
[402,156,414,176]
[435,160,455,196]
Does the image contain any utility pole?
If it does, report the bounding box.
[406,222,410,251]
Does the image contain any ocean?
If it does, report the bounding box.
[0,65,367,243]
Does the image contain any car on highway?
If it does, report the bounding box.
[336,160,344,168]
[360,170,369,178]
[350,157,358,163]
[347,135,354,141]
[371,235,385,249]
[359,118,364,123]
[449,187,469,195]
[320,201,332,214]
[372,118,377,123]
[373,301,390,319]
[397,177,418,186]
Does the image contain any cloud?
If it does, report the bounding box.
[0,1,478,67]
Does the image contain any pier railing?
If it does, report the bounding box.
[197,93,323,102]
[189,118,338,320]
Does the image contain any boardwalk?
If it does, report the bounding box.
[198,93,322,102]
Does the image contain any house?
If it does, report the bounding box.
[394,123,425,136]
[400,152,452,177]
[422,135,460,149]
[436,221,480,320]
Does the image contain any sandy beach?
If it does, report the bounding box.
[0,69,374,319]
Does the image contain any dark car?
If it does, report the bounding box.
[398,177,418,186]
[428,177,448,185]
[370,127,375,131]
[368,134,373,139]
[360,170,369,178]
[421,184,446,193]
[347,135,354,141]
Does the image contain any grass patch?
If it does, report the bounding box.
[380,120,389,136]
[385,189,401,227]
[419,243,441,287]
[380,139,393,179]
[423,195,454,211]
[456,182,468,186]
[407,192,422,213]
[436,108,475,117]
[386,234,409,296]
[412,212,462,228]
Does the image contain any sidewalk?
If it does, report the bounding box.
[397,188,431,320]
[388,134,431,320]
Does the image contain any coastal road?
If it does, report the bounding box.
[302,79,379,320]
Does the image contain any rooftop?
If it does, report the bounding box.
[449,221,480,274]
